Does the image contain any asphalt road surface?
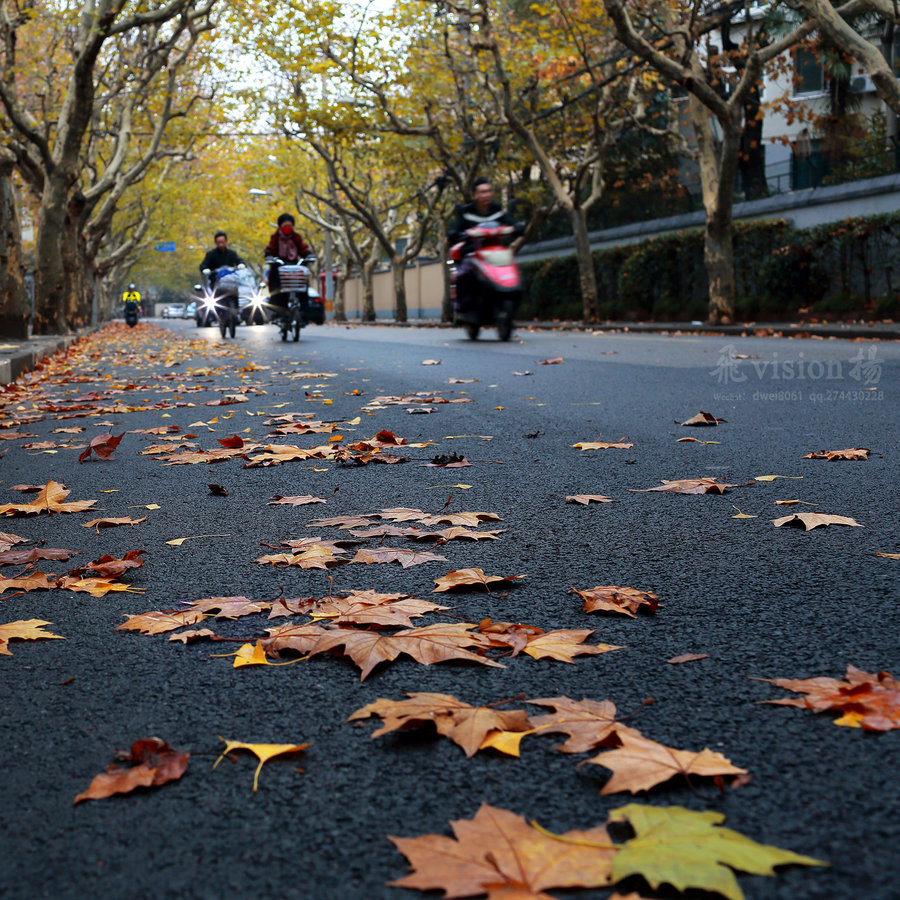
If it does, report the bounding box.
[2,318,898,900]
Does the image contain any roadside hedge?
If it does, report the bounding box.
[518,211,900,321]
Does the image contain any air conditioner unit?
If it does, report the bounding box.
[850,73,876,93]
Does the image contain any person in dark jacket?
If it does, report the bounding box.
[265,213,311,298]
[448,178,519,313]
[199,231,244,288]
[448,177,518,244]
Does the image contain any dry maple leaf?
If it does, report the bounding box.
[263,622,330,656]
[681,412,726,426]
[801,447,870,461]
[572,440,634,450]
[566,495,614,504]
[82,515,147,534]
[414,527,505,542]
[632,478,748,495]
[256,547,347,569]
[0,547,80,566]
[304,595,448,628]
[305,622,505,680]
[0,619,64,655]
[573,585,660,617]
[0,570,58,595]
[771,512,862,530]
[75,737,188,804]
[183,596,272,619]
[390,803,615,898]
[518,629,623,663]
[117,610,206,635]
[78,431,124,463]
[587,732,747,794]
[267,494,328,506]
[668,653,709,665]
[526,697,633,753]
[349,692,531,757]
[351,547,448,568]
[0,480,98,516]
[57,575,141,597]
[760,664,900,730]
[69,549,146,578]
[168,628,217,643]
[0,531,30,551]
[433,568,525,593]
[607,803,825,899]
[216,434,244,449]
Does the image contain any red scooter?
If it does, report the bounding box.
[450,225,521,341]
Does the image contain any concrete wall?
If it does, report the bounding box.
[342,260,445,319]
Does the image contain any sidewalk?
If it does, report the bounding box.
[1,319,897,385]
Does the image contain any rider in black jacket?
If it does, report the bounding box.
[448,178,518,245]
[199,231,244,287]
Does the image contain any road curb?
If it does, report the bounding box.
[0,326,101,386]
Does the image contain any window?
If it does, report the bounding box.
[794,47,825,95]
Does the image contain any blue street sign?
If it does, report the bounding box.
[155,241,176,252]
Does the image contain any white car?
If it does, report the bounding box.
[162,303,185,319]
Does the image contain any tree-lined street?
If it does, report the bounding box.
[1,322,897,899]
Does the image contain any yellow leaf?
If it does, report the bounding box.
[165,533,231,546]
[328,435,344,443]
[213,641,306,669]
[494,406,505,410]
[876,552,900,560]
[346,416,361,425]
[223,412,234,419]
[161,414,171,418]
[213,737,310,791]
[730,506,757,519]
[755,475,803,482]
[99,490,119,493]
[774,499,818,506]
[128,504,161,510]
[479,728,535,757]
[208,416,219,424]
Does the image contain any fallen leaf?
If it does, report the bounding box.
[82,516,147,534]
[349,692,531,758]
[573,585,660,617]
[0,571,58,595]
[208,483,228,496]
[168,628,217,643]
[566,495,614,504]
[760,664,900,730]
[0,481,98,516]
[390,803,614,898]
[512,370,533,376]
[681,412,726,426]
[303,622,506,680]
[677,437,720,443]
[0,547,80,566]
[802,447,870,461]
[351,548,448,568]
[0,532,30,551]
[607,803,826,898]
[573,440,634,450]
[730,507,757,519]
[117,610,206,635]
[421,359,441,365]
[632,478,749,495]
[587,732,747,793]
[771,512,861,530]
[184,596,272,618]
[213,737,309,791]
[166,533,231,546]
[876,551,900,560]
[539,357,565,364]
[433,568,525,593]
[516,629,623,663]
[70,550,146,578]
[526,697,630,753]
[78,432,125,463]
[74,737,188,803]
[755,475,804,482]
[0,619,64,655]
[216,434,244,449]
[668,653,709,664]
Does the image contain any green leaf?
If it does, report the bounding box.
[609,804,827,900]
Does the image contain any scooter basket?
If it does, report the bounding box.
[278,265,309,291]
